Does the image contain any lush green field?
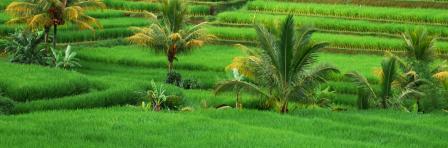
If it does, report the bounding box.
[1,107,447,147]
[1,0,448,147]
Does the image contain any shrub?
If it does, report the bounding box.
[181,79,200,89]
[163,96,184,110]
[4,30,49,65]
[0,96,15,115]
[51,45,81,70]
[157,82,185,110]
[166,71,182,86]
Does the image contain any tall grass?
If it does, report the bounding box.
[102,0,210,15]
[0,108,447,147]
[247,0,448,24]
[76,45,243,71]
[206,26,448,53]
[216,12,448,38]
[0,61,90,102]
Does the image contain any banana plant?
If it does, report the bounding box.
[146,80,168,112]
[51,45,81,69]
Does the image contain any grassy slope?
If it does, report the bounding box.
[0,107,446,147]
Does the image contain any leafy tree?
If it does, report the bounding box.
[215,15,338,113]
[6,0,105,48]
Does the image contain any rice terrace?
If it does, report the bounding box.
[0,0,448,147]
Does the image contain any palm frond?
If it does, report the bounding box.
[380,56,397,107]
[398,89,425,100]
[214,80,270,99]
[345,71,377,98]
[278,15,295,82]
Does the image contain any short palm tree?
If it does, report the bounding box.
[402,28,448,110]
[402,28,436,63]
[160,0,188,33]
[6,0,105,48]
[379,56,397,108]
[128,21,212,72]
[127,0,213,72]
[215,15,338,113]
[346,55,429,110]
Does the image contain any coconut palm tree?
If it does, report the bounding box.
[5,0,105,48]
[127,21,212,72]
[379,56,397,108]
[346,55,429,110]
[127,0,213,72]
[402,27,448,110]
[402,28,436,63]
[345,71,376,110]
[160,0,188,33]
[215,15,338,113]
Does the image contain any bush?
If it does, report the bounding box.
[4,30,49,65]
[163,96,184,110]
[165,71,201,89]
[165,71,182,86]
[0,96,15,115]
[153,83,185,110]
[181,79,200,89]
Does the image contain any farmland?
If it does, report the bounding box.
[0,0,447,147]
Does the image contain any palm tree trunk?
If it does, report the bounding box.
[416,97,421,112]
[44,26,50,50]
[382,96,388,109]
[167,45,177,72]
[280,101,288,113]
[168,61,173,73]
[53,24,57,49]
[236,89,242,109]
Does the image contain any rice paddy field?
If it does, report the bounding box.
[0,0,447,147]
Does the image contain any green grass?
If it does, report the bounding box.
[76,45,242,71]
[0,107,446,147]
[247,0,448,24]
[207,26,448,53]
[216,11,448,38]
[0,61,90,102]
[317,53,383,78]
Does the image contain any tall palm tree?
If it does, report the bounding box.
[5,0,105,48]
[215,15,338,113]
